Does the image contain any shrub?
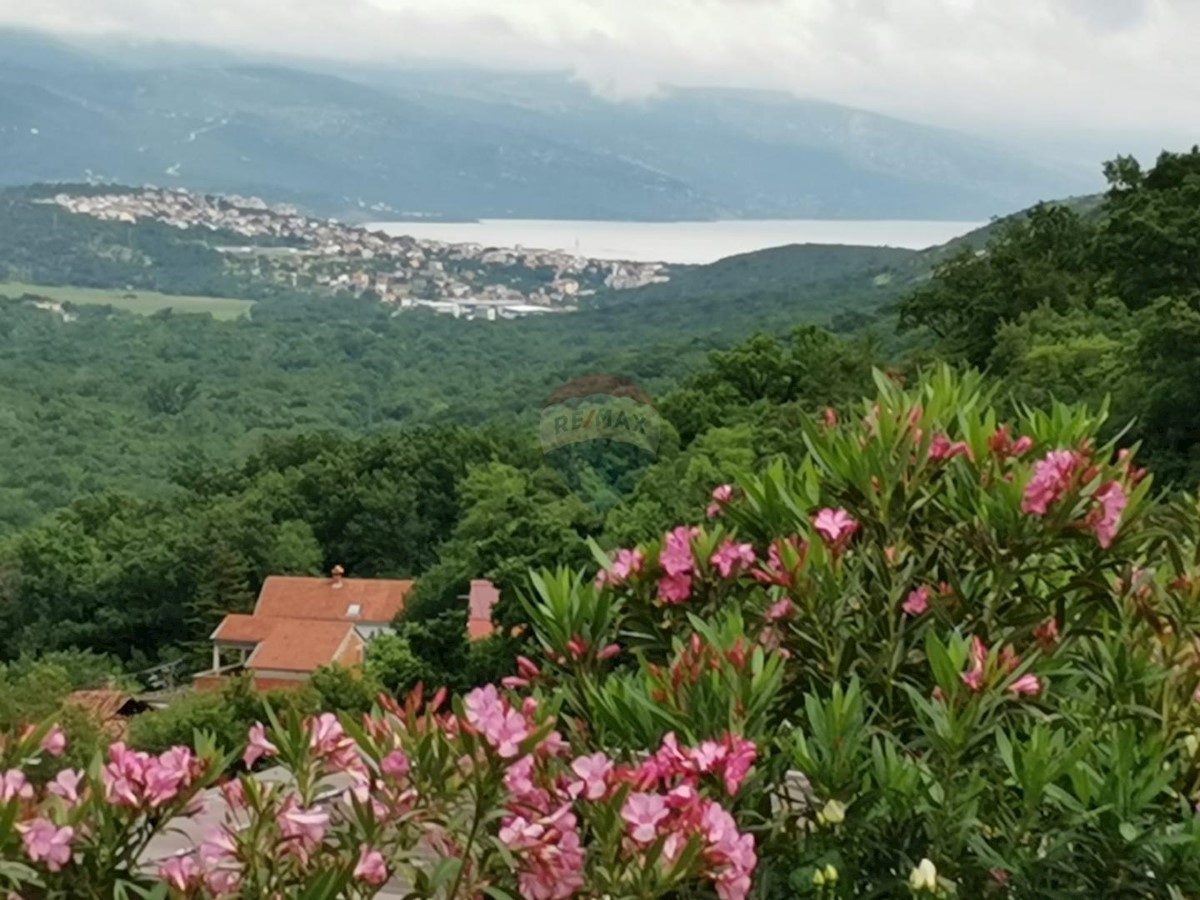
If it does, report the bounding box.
[523,367,1200,896]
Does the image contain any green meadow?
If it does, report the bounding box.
[0,282,254,320]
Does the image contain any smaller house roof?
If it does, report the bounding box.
[65,690,149,739]
[246,620,362,673]
[253,576,413,624]
[212,614,276,643]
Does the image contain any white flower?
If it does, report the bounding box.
[909,857,938,892]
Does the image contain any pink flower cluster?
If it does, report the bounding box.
[711,538,756,578]
[1022,450,1085,515]
[658,526,700,604]
[102,742,203,809]
[595,547,645,590]
[1022,448,1130,548]
[634,732,758,798]
[500,745,588,899]
[616,734,758,900]
[20,818,74,871]
[464,684,533,758]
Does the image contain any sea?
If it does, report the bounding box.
[364,218,985,266]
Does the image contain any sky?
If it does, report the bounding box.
[1,0,1195,145]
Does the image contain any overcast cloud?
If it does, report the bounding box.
[1,0,1196,142]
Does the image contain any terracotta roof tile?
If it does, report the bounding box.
[253,576,412,624]
[247,620,362,673]
[65,690,147,739]
[212,614,277,643]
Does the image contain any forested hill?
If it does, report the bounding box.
[0,147,1198,688]
[0,177,1124,532]
[0,194,909,530]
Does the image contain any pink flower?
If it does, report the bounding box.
[159,854,201,891]
[1090,481,1128,548]
[660,526,698,577]
[708,484,734,517]
[722,736,757,795]
[0,768,33,803]
[611,548,644,582]
[711,539,756,578]
[219,779,247,811]
[657,572,693,604]
[812,508,859,547]
[277,798,329,860]
[1009,673,1043,696]
[48,769,84,805]
[570,752,613,801]
[823,407,839,428]
[381,750,410,779]
[502,806,586,900]
[354,847,389,886]
[903,585,931,616]
[764,598,794,621]
[701,801,757,900]
[198,829,241,896]
[41,726,67,757]
[243,722,278,768]
[1022,449,1084,515]
[621,792,670,844]
[503,755,544,808]
[20,818,74,872]
[464,684,530,758]
[597,643,622,660]
[144,746,196,808]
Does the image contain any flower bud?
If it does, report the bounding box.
[823,864,839,884]
[817,798,846,826]
[909,857,938,892]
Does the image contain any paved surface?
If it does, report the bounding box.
[142,769,414,896]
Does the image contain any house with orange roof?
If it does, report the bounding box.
[195,567,499,691]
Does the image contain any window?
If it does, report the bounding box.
[347,603,362,617]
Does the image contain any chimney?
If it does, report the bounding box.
[331,565,345,589]
[467,579,499,641]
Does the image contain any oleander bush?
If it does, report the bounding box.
[525,367,1200,896]
[4,367,1200,898]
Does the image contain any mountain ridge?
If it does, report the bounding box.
[0,28,1098,221]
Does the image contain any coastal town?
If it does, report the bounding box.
[43,188,671,319]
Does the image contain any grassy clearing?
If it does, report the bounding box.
[0,282,254,320]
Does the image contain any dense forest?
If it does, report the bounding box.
[1,148,1198,700]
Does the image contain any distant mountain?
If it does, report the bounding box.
[0,30,1098,220]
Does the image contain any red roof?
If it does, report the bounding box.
[247,620,363,673]
[253,576,412,624]
[212,614,276,643]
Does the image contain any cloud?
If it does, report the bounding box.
[0,0,1195,139]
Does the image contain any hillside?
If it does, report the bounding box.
[0,185,919,530]
[0,30,1097,221]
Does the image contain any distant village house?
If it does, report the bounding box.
[195,566,499,692]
